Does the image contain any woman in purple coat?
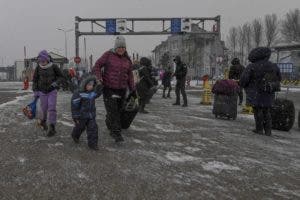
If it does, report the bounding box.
[32,50,64,136]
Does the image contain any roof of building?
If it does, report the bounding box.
[272,42,300,51]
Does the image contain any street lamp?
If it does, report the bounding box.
[56,28,73,58]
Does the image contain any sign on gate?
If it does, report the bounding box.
[171,18,181,33]
[106,19,116,33]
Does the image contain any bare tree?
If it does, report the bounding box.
[264,14,279,47]
[237,25,247,63]
[252,19,263,47]
[244,23,252,56]
[281,9,300,42]
[227,27,238,57]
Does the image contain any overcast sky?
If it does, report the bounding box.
[0,0,299,65]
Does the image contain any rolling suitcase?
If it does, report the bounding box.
[213,94,238,120]
[271,98,295,131]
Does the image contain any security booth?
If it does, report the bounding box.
[273,43,300,81]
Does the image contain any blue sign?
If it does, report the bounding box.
[106,19,116,33]
[278,63,294,73]
[171,18,181,33]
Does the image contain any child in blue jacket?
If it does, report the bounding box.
[71,75,103,150]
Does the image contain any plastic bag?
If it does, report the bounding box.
[23,97,39,120]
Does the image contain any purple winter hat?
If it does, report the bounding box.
[38,50,50,62]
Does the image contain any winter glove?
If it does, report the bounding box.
[33,91,39,98]
[73,118,80,125]
[130,90,138,99]
[50,82,60,90]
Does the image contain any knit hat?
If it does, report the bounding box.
[114,36,126,49]
[38,50,50,62]
[140,57,152,67]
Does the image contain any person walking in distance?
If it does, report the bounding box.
[229,58,245,105]
[162,67,172,99]
[173,56,188,107]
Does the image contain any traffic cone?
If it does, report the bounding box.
[242,104,253,115]
[200,75,212,105]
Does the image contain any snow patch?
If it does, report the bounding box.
[18,157,27,164]
[173,142,184,147]
[47,142,64,148]
[202,161,240,174]
[77,172,89,181]
[185,146,201,152]
[0,94,32,109]
[275,139,292,145]
[58,120,74,127]
[187,116,214,121]
[154,124,181,133]
[133,139,144,145]
[165,152,199,162]
[149,134,164,139]
[129,125,148,132]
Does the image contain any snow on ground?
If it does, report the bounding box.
[0,82,300,199]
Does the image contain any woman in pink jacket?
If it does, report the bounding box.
[92,36,135,143]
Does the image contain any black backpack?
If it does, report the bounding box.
[259,71,281,93]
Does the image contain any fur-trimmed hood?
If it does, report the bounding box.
[79,75,97,92]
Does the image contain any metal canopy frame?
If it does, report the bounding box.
[75,16,221,57]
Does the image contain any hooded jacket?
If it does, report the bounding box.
[71,76,103,119]
[32,63,64,93]
[240,47,281,107]
[229,59,245,80]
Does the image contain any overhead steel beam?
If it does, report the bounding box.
[75,16,221,57]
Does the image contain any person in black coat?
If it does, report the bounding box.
[136,57,155,114]
[71,76,103,150]
[162,67,172,98]
[229,58,245,105]
[240,47,281,136]
[173,56,188,107]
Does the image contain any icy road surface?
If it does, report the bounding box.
[0,82,299,199]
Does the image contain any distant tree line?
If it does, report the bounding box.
[226,9,300,64]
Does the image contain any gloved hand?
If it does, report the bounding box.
[130,90,138,99]
[33,91,39,98]
[73,118,80,125]
[51,82,60,90]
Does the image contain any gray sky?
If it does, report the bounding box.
[0,0,299,65]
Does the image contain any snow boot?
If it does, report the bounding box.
[88,144,99,151]
[71,134,79,143]
[47,124,56,137]
[252,129,263,135]
[110,131,124,143]
[38,120,48,131]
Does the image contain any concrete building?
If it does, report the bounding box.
[14,60,25,81]
[152,24,226,79]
